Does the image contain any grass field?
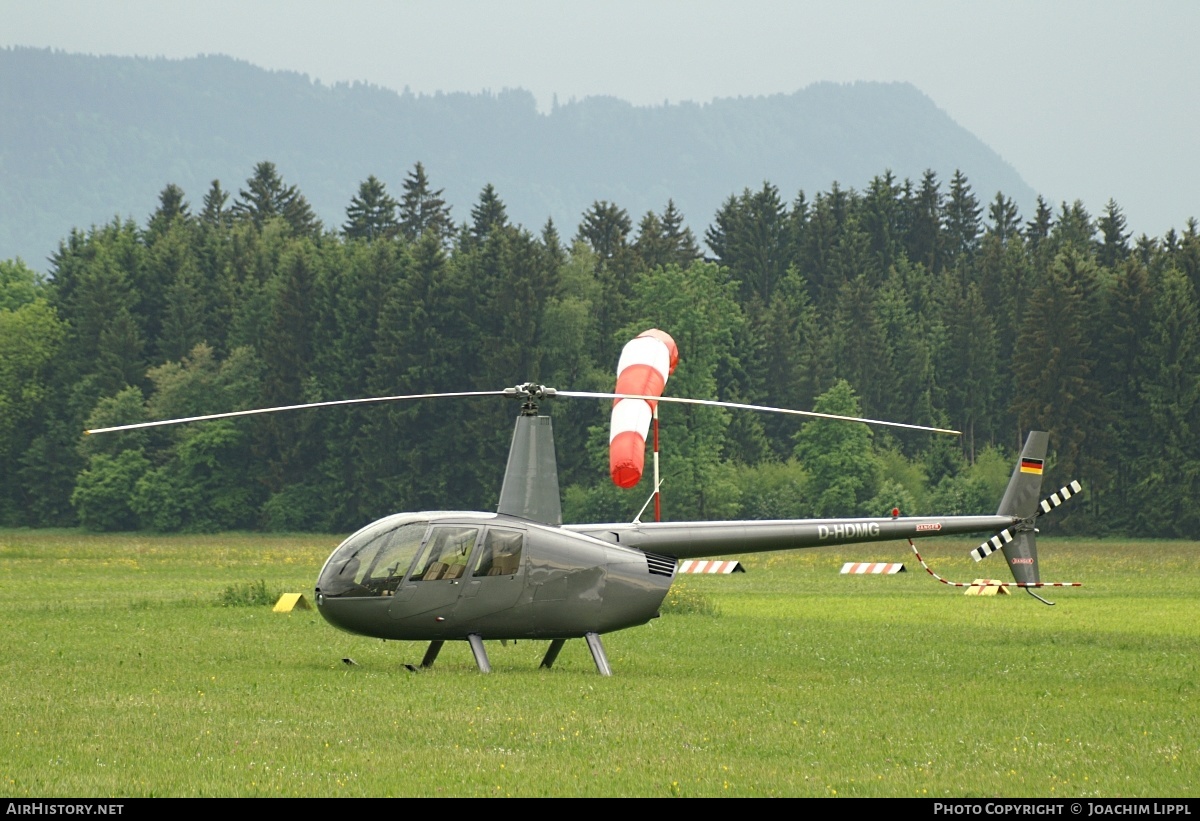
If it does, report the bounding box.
[0,529,1196,797]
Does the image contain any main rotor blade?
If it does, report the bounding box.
[555,390,961,436]
[85,390,508,435]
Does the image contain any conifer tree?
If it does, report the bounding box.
[200,180,229,227]
[1011,249,1104,505]
[1098,257,1154,528]
[1051,200,1096,251]
[541,218,565,266]
[469,183,509,245]
[1178,219,1200,297]
[146,183,190,239]
[704,194,737,263]
[398,162,453,242]
[1132,266,1200,534]
[705,184,791,304]
[254,242,323,517]
[231,161,320,236]
[985,193,1022,244]
[660,200,701,267]
[799,188,847,311]
[343,175,399,241]
[149,223,206,362]
[861,172,903,275]
[575,200,632,259]
[829,273,895,417]
[875,264,936,440]
[633,211,671,270]
[1025,195,1054,251]
[905,170,944,273]
[1096,199,1131,268]
[943,170,982,262]
[939,278,998,460]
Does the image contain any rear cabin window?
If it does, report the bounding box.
[472,528,524,577]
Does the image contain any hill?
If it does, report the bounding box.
[0,47,1035,268]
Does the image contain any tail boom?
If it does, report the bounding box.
[568,513,1017,560]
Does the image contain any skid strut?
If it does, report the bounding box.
[585,632,612,676]
[467,633,491,673]
[540,639,566,670]
[420,640,444,668]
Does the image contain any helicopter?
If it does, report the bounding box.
[87,367,1081,676]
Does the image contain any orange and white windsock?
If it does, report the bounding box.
[609,329,679,488]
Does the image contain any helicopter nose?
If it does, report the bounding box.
[321,588,420,640]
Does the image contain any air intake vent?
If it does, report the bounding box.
[643,551,677,577]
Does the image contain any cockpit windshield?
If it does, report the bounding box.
[318,519,430,597]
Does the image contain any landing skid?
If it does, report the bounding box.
[414,633,614,675]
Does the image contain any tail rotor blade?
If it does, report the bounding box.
[1039,480,1083,514]
[970,528,1015,562]
[969,480,1083,562]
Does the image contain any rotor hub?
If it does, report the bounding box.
[504,383,557,415]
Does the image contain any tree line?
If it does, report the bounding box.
[2,160,1198,536]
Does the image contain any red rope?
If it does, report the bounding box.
[907,539,1082,588]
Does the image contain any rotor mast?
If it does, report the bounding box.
[496,384,563,526]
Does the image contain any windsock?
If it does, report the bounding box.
[610,329,679,488]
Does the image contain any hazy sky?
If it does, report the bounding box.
[4,0,1197,236]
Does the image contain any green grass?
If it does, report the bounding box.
[219,579,282,608]
[0,530,1196,797]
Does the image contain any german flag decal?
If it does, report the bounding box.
[1020,457,1044,475]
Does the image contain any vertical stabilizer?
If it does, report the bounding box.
[997,431,1049,518]
[497,414,562,526]
[997,431,1049,585]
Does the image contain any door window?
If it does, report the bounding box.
[409,527,479,581]
[471,528,524,577]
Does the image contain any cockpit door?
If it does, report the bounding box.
[388,525,479,624]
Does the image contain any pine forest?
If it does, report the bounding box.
[3,160,1197,537]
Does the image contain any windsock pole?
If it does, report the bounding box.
[653,406,661,521]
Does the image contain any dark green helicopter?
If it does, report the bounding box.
[87,383,1079,676]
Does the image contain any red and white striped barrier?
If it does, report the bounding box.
[677,560,744,574]
[840,562,906,575]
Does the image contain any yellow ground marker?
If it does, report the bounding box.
[964,579,1010,596]
[273,593,312,612]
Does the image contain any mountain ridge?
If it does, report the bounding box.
[0,47,1036,268]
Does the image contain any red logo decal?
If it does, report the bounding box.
[915,523,942,532]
